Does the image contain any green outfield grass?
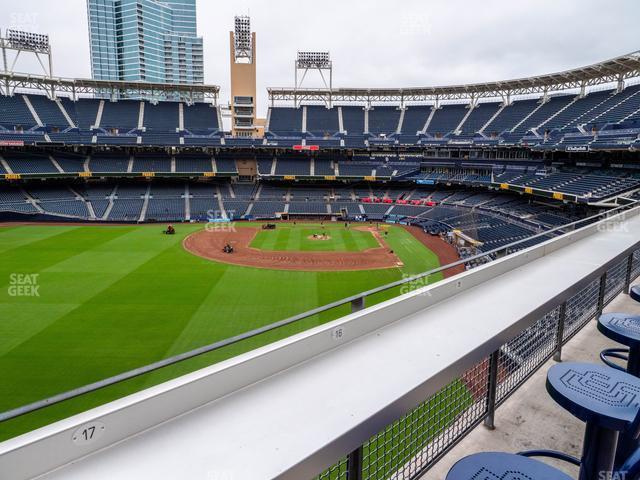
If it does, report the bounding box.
[250,222,380,252]
[360,379,474,480]
[0,222,446,441]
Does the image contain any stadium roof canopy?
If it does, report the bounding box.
[0,72,220,103]
[268,50,640,104]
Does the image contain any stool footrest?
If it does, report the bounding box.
[518,449,581,466]
[630,285,640,303]
[601,347,630,372]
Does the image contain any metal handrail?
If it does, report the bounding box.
[1,201,637,423]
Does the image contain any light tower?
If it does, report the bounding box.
[294,51,332,107]
[229,16,259,138]
[1,29,54,96]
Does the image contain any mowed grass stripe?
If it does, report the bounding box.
[0,227,183,358]
[0,225,21,236]
[0,223,448,441]
[341,229,359,251]
[0,304,79,358]
[0,229,192,354]
[292,227,306,251]
[0,225,82,256]
[0,227,136,290]
[0,237,219,410]
[142,266,322,388]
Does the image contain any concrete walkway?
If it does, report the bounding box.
[423,282,640,479]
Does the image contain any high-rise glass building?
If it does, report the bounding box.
[87,0,204,89]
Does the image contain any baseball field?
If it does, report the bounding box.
[0,221,463,445]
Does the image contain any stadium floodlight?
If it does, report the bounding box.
[234,16,253,61]
[6,29,50,52]
[1,29,54,79]
[297,52,331,70]
[294,51,333,107]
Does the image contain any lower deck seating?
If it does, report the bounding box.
[53,154,86,173]
[190,198,219,221]
[250,201,285,217]
[4,153,58,174]
[176,155,212,173]
[0,181,591,255]
[90,154,130,173]
[275,158,311,176]
[288,202,328,215]
[133,155,172,173]
[146,198,185,221]
[108,199,144,221]
[39,200,89,218]
[223,201,250,219]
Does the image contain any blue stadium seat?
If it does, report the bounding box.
[341,106,365,135]
[514,95,575,134]
[268,107,303,135]
[368,106,401,135]
[426,104,467,137]
[0,95,37,128]
[458,102,502,134]
[306,106,339,136]
[143,102,179,132]
[400,106,431,135]
[26,94,70,128]
[75,98,101,129]
[100,100,140,131]
[274,157,310,176]
[183,103,219,134]
[484,99,539,136]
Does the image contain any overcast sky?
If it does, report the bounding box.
[4,0,640,115]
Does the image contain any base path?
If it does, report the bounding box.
[184,226,404,271]
[184,224,465,273]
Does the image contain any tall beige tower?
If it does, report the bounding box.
[230,16,261,138]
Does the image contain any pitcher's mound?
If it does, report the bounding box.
[307,234,332,241]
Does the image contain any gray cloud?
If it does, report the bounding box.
[2,0,638,116]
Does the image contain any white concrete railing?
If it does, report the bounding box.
[1,206,640,480]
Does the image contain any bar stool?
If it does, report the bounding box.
[447,362,640,480]
[446,452,572,479]
[631,285,640,304]
[598,312,640,466]
[598,313,640,376]
[446,449,640,480]
[545,362,640,478]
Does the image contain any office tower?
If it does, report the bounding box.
[87,0,203,93]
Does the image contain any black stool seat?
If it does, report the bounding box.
[598,312,640,347]
[446,452,572,480]
[546,362,640,431]
[631,285,640,303]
